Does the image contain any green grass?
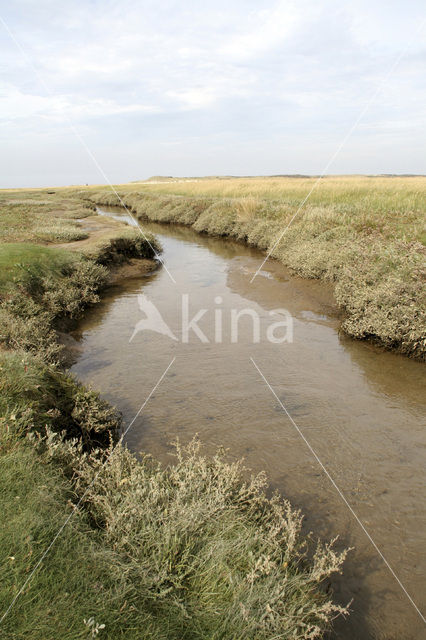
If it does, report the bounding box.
[0,438,126,640]
[130,175,426,242]
[0,243,78,293]
[0,189,93,245]
[0,350,120,447]
[0,246,110,363]
[0,428,348,640]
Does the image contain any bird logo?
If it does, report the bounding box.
[129,294,178,342]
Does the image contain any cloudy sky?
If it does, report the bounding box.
[0,0,425,187]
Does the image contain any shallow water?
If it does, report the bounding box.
[71,207,426,639]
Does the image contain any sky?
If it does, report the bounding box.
[0,0,425,187]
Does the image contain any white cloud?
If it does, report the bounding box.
[166,88,218,109]
[0,84,161,124]
[220,1,300,60]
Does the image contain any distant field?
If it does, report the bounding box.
[127,175,426,243]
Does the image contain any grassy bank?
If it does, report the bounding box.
[0,189,349,638]
[87,176,425,359]
[0,192,159,365]
[0,427,349,639]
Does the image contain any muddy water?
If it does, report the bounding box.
[71,207,426,640]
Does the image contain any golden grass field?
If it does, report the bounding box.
[128,175,426,241]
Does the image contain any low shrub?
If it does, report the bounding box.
[60,207,94,219]
[0,350,120,447]
[0,254,109,362]
[0,192,94,244]
[41,260,109,318]
[0,306,62,363]
[19,432,348,639]
[80,229,160,265]
[34,225,89,243]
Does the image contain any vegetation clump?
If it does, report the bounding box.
[0,424,349,639]
[0,246,108,362]
[0,350,120,447]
